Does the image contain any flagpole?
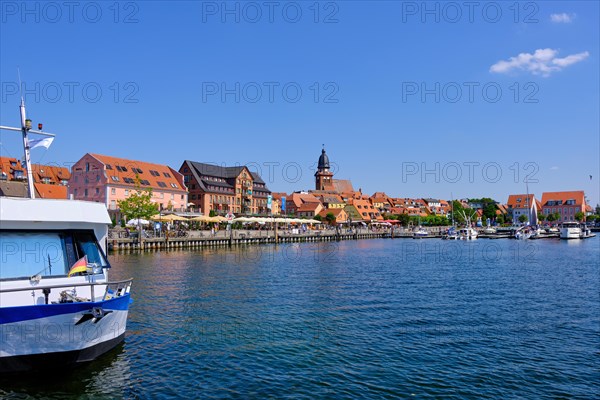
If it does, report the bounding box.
[0,99,56,199]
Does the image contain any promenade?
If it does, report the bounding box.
[107,226,449,252]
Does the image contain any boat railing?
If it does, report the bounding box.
[0,278,133,303]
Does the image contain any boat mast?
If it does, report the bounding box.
[0,98,56,199]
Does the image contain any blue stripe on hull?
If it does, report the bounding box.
[0,294,130,325]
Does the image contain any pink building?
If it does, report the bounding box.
[68,153,188,213]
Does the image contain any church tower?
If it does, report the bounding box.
[315,147,335,191]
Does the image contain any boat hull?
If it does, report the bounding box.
[0,294,130,373]
[560,228,582,239]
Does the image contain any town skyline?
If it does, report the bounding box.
[1,1,598,205]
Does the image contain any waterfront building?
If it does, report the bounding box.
[347,197,383,221]
[318,207,349,224]
[370,192,392,213]
[313,193,345,209]
[285,192,322,216]
[423,198,449,215]
[0,156,69,199]
[540,191,587,222]
[69,153,188,214]
[271,192,287,215]
[343,204,363,222]
[180,161,271,215]
[297,202,324,218]
[506,194,540,224]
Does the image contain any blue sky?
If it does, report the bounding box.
[1,1,598,206]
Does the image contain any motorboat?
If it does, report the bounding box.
[482,226,497,234]
[559,221,582,240]
[580,225,596,239]
[412,226,428,238]
[442,227,459,240]
[458,227,478,240]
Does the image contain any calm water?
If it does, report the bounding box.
[2,238,599,399]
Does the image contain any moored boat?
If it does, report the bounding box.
[559,221,582,240]
[458,227,478,240]
[412,226,428,238]
[0,98,132,373]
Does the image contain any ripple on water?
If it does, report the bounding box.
[1,238,599,398]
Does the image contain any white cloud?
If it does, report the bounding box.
[550,13,574,23]
[490,48,589,77]
[550,166,559,171]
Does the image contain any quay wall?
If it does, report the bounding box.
[106,229,433,252]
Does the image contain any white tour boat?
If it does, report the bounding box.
[0,99,132,372]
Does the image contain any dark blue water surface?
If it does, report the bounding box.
[2,238,599,399]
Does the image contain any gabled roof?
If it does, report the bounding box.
[333,179,354,193]
[88,153,186,192]
[319,208,346,217]
[540,191,586,206]
[35,183,68,199]
[507,194,535,209]
[0,157,70,184]
[298,202,321,212]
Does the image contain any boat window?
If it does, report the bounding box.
[0,231,110,280]
[0,232,68,279]
[72,231,109,268]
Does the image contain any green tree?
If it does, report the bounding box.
[397,214,410,227]
[596,204,600,215]
[496,214,505,224]
[518,214,528,224]
[537,213,546,222]
[117,182,158,223]
[325,212,336,225]
[547,213,556,223]
[209,210,217,217]
[117,180,158,243]
[586,215,597,223]
[314,214,323,222]
[574,211,585,222]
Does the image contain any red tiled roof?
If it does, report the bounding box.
[34,183,68,199]
[507,194,535,209]
[540,191,585,206]
[298,202,321,212]
[0,157,70,184]
[87,153,186,192]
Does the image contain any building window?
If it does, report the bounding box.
[84,189,88,197]
[111,176,119,182]
[171,194,174,200]
[110,200,116,209]
[125,190,129,196]
[111,188,116,195]
[95,188,99,195]
[86,163,90,172]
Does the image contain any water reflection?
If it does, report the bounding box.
[0,343,130,399]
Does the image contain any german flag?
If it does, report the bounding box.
[68,256,88,277]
